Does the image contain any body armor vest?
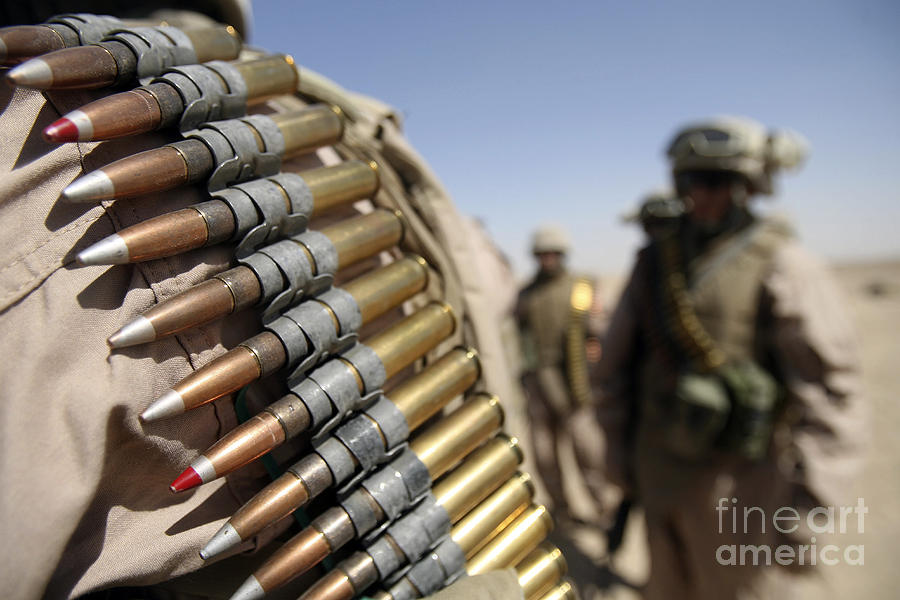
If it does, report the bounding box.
[637,216,793,460]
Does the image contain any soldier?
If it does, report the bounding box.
[592,117,867,599]
[516,225,603,524]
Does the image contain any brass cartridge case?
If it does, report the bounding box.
[515,543,567,600]
[305,160,379,217]
[432,434,521,519]
[390,347,480,430]
[183,25,242,63]
[410,394,503,480]
[451,472,533,558]
[322,209,403,270]
[366,302,455,380]
[269,105,344,158]
[466,505,553,575]
[235,54,298,102]
[343,256,428,324]
[537,581,575,600]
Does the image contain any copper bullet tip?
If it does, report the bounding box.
[201,522,241,560]
[141,389,185,422]
[77,234,129,265]
[108,315,157,349]
[229,575,265,600]
[6,58,53,88]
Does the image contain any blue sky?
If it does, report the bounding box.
[253,1,899,276]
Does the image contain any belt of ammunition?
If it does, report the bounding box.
[265,287,362,378]
[515,543,567,600]
[102,26,197,84]
[239,228,336,320]
[46,13,124,46]
[185,112,282,187]
[312,395,408,489]
[341,448,432,539]
[201,172,312,253]
[382,537,467,600]
[151,60,245,129]
[294,345,477,498]
[365,494,451,581]
[268,342,385,437]
[537,581,576,600]
[466,505,553,576]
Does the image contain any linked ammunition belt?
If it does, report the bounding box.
[103,26,198,83]
[162,62,250,129]
[206,171,313,255]
[5,12,570,600]
[187,113,284,188]
[45,13,124,46]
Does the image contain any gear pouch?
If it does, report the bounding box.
[718,361,779,461]
[663,372,731,460]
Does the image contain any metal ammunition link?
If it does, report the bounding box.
[152,61,247,132]
[184,113,283,189]
[340,449,432,540]
[265,287,362,378]
[313,396,409,491]
[267,342,385,439]
[211,172,313,257]
[103,26,197,84]
[312,343,386,437]
[238,229,337,322]
[366,494,451,581]
[46,13,122,47]
[386,538,467,600]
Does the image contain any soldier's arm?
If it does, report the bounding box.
[763,240,868,507]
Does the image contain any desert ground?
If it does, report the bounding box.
[541,259,900,599]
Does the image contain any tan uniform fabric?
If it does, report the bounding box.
[425,570,523,600]
[0,66,525,600]
[589,216,867,599]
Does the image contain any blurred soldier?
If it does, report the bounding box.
[516,225,603,524]
[593,117,867,599]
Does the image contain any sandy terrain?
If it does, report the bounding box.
[549,259,900,599]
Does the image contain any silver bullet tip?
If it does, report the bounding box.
[228,575,265,600]
[77,234,129,266]
[62,170,114,202]
[108,315,156,348]
[7,58,52,88]
[140,389,185,422]
[200,522,241,561]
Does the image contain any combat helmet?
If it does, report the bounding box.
[622,188,684,225]
[666,116,809,195]
[531,225,570,255]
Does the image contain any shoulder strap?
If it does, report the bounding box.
[657,217,793,372]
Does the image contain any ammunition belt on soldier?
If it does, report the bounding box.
[4,12,572,600]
